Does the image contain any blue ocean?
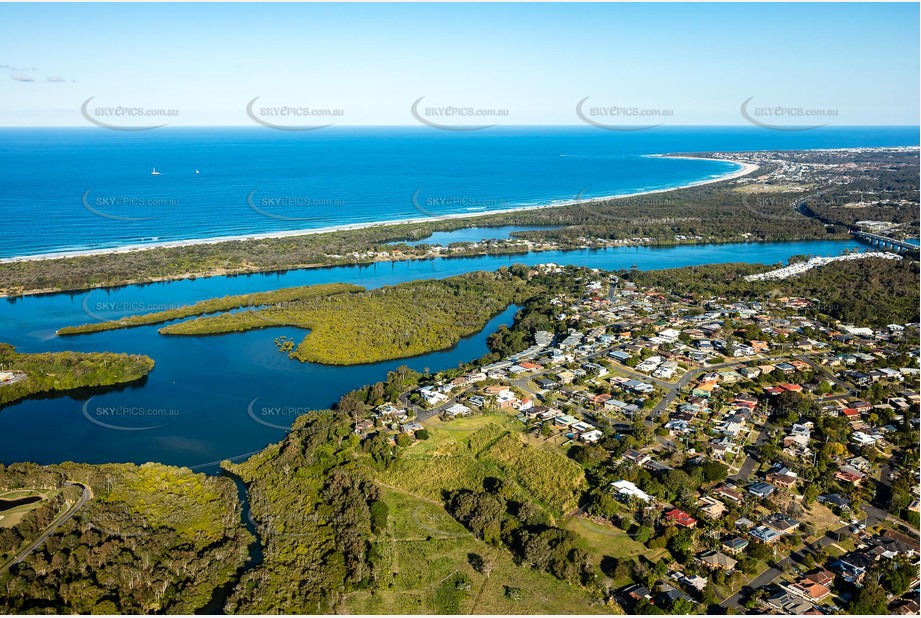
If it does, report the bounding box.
[0,126,917,259]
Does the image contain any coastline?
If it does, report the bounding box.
[0,156,758,264]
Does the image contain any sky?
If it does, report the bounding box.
[1,2,918,127]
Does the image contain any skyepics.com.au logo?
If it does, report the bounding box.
[246,189,345,221]
[246,97,344,131]
[247,398,313,430]
[82,188,180,222]
[571,189,676,222]
[81,97,179,130]
[410,189,511,219]
[81,397,179,431]
[411,97,508,131]
[81,292,185,323]
[740,190,847,222]
[576,97,673,131]
[740,96,837,131]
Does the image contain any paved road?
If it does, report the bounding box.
[729,425,769,482]
[1,481,90,571]
[720,502,886,609]
[793,354,856,396]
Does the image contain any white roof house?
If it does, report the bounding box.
[611,480,652,503]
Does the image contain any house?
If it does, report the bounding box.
[556,370,576,384]
[851,431,878,446]
[803,570,835,588]
[609,350,632,363]
[611,480,652,503]
[400,421,424,434]
[764,513,800,535]
[892,599,921,616]
[748,482,776,498]
[766,590,815,615]
[676,572,708,592]
[664,508,698,528]
[834,466,866,485]
[623,449,651,466]
[580,429,604,444]
[750,525,782,543]
[713,485,744,503]
[698,496,726,519]
[622,584,653,604]
[697,550,737,571]
[818,493,850,509]
[353,419,375,434]
[418,386,449,405]
[739,366,761,380]
[444,403,472,418]
[722,536,749,554]
[841,407,861,420]
[766,472,798,489]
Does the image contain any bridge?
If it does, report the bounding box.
[852,231,919,252]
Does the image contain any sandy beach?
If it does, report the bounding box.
[1,155,758,264]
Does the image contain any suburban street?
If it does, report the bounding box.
[720,501,889,609]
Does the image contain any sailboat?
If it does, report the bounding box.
[150,168,161,176]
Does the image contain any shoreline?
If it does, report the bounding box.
[0,156,758,264]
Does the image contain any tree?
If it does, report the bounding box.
[395,433,413,447]
[848,582,887,615]
[700,460,728,484]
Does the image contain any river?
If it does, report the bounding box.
[0,238,864,469]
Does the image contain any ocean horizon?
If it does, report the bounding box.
[1,125,917,259]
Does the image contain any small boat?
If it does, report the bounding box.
[195,169,200,175]
[150,168,160,176]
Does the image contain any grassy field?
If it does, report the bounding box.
[800,502,842,542]
[479,433,586,515]
[563,515,668,563]
[343,487,605,615]
[0,489,58,528]
[383,412,585,517]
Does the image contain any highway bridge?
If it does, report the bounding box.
[852,231,919,252]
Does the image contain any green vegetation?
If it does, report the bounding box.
[221,411,381,613]
[212,406,606,613]
[0,343,155,407]
[159,270,536,365]
[0,462,251,614]
[627,256,920,327]
[57,283,362,335]
[345,487,604,615]
[479,433,586,514]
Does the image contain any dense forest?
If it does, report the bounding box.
[0,462,251,614]
[58,282,362,335]
[626,256,920,327]
[159,270,538,365]
[221,412,384,613]
[0,343,155,407]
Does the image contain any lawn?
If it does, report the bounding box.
[563,515,669,563]
[343,487,606,615]
[384,413,584,517]
[410,413,520,458]
[800,502,841,542]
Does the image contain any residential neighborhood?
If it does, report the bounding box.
[355,264,920,614]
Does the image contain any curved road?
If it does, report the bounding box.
[2,481,91,570]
